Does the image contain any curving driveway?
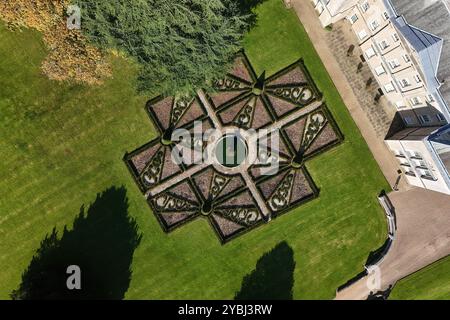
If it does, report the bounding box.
[336,187,450,299]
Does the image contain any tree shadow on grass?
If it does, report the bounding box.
[11,186,142,300]
[235,241,295,300]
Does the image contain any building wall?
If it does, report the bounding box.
[314,0,448,126]
[348,0,447,127]
[386,137,450,194]
[311,0,358,27]
[311,0,450,194]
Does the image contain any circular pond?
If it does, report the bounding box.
[215,134,248,168]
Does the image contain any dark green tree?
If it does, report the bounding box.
[78,0,259,96]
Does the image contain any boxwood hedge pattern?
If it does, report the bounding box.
[124,52,343,244]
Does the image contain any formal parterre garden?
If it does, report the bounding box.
[125,52,343,243]
[0,0,389,299]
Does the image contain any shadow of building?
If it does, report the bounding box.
[385,105,447,140]
[11,186,142,300]
[235,241,295,300]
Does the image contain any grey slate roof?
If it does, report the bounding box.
[387,126,441,140]
[392,15,443,90]
[389,0,450,108]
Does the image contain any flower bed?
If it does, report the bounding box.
[124,52,343,243]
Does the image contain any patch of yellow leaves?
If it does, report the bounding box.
[0,0,111,85]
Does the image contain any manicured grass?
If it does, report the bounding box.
[0,0,389,299]
[390,256,450,300]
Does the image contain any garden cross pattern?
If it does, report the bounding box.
[124,52,343,243]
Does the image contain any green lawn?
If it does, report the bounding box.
[390,256,450,300]
[0,0,389,299]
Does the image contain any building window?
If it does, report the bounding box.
[414,74,422,83]
[383,12,390,20]
[365,47,376,58]
[411,97,422,106]
[358,29,368,40]
[420,170,436,181]
[426,94,435,102]
[403,54,411,63]
[389,59,400,69]
[399,78,411,88]
[378,40,389,50]
[404,169,416,177]
[400,161,410,167]
[318,4,325,14]
[419,114,431,123]
[437,113,446,122]
[349,14,358,24]
[370,20,380,31]
[360,1,370,12]
[375,65,386,75]
[395,150,406,157]
[392,33,400,42]
[384,82,395,93]
[409,151,423,159]
[404,116,414,125]
[416,160,428,168]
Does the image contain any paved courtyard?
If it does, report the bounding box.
[325,21,399,138]
[125,53,343,243]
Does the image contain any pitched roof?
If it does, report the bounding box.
[393,15,443,89]
[389,0,450,106]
